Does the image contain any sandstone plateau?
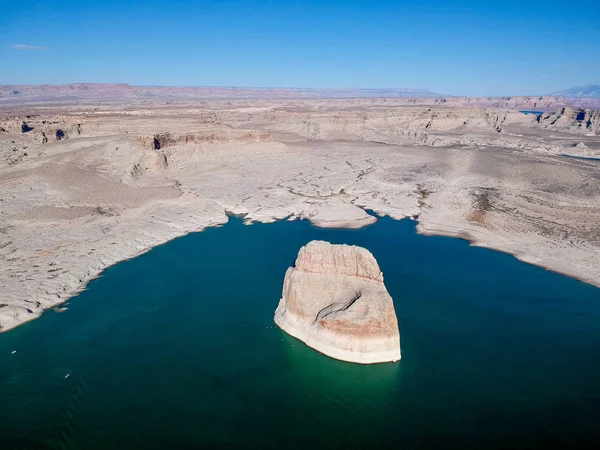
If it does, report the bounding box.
[0,92,599,332]
[274,241,401,364]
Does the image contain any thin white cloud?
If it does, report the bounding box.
[12,44,49,51]
[541,75,547,79]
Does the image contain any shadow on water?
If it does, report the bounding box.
[1,215,600,449]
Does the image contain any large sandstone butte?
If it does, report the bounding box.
[274,241,401,364]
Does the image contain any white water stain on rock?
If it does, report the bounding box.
[274,240,400,364]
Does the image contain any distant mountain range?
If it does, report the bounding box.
[0,84,443,102]
[0,83,599,109]
[550,85,600,98]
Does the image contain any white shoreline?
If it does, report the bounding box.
[1,205,598,334]
[1,101,598,332]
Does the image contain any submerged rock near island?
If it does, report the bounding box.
[274,241,401,364]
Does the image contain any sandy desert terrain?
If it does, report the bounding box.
[1,93,599,331]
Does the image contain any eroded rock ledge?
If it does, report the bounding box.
[274,241,401,364]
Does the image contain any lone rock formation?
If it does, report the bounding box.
[274,241,401,364]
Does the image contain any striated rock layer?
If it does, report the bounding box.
[274,241,401,364]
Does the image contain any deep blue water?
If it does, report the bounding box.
[1,216,600,449]
[519,110,546,115]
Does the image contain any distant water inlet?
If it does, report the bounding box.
[519,110,546,115]
[1,217,600,449]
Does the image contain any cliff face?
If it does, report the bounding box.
[0,116,82,144]
[274,241,401,364]
[536,108,600,135]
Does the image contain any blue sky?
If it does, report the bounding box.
[1,0,598,95]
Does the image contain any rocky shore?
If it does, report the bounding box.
[1,97,599,331]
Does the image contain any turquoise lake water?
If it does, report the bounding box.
[1,216,600,449]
